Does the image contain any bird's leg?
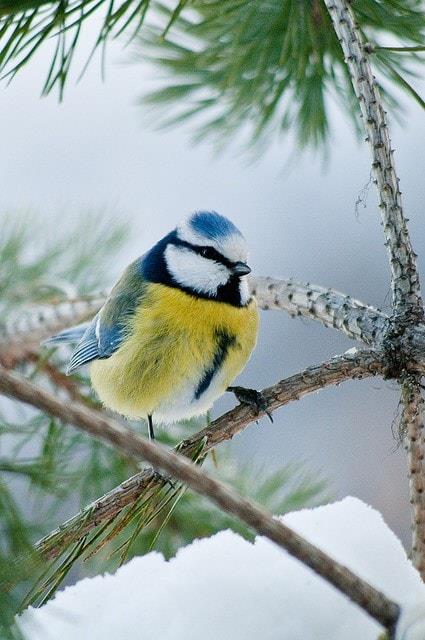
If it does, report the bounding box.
[227,386,274,423]
[146,415,175,488]
[147,414,155,441]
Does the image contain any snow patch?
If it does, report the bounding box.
[344,347,358,355]
[19,497,425,640]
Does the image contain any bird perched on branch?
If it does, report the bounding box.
[47,211,260,440]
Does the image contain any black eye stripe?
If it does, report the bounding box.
[194,245,233,268]
[172,239,233,269]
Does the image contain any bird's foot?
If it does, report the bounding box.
[227,386,273,423]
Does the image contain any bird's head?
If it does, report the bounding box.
[142,211,252,307]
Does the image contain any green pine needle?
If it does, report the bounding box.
[138,0,425,151]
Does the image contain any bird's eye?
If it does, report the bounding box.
[200,246,218,260]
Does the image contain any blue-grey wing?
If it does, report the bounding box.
[43,323,90,346]
[66,259,148,374]
[66,319,100,374]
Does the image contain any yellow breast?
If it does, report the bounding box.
[90,283,259,422]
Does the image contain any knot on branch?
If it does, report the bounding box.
[381,339,409,381]
[381,310,425,380]
[381,321,411,380]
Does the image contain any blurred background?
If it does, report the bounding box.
[0,3,424,595]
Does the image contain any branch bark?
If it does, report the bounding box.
[0,277,391,362]
[401,377,425,580]
[33,349,384,559]
[0,295,104,365]
[0,367,399,632]
[325,0,423,320]
[252,277,389,345]
[325,0,425,580]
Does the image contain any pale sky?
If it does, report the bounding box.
[1,22,425,545]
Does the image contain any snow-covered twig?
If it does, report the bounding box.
[33,349,384,559]
[0,365,399,632]
[325,0,423,320]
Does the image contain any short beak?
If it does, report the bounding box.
[232,261,251,276]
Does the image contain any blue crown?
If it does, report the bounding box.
[188,211,242,241]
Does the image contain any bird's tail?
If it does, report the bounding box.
[43,322,89,346]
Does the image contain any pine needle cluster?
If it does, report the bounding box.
[140,0,425,150]
[0,1,424,149]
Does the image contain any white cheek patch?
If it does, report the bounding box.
[239,278,250,306]
[165,245,230,296]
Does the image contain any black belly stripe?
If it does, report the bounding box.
[194,330,236,400]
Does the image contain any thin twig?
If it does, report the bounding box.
[325,0,423,320]
[0,366,399,632]
[0,350,384,475]
[401,376,425,580]
[33,349,385,559]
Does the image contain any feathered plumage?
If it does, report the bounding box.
[46,211,259,434]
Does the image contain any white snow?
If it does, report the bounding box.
[344,347,358,356]
[396,600,425,640]
[19,497,425,640]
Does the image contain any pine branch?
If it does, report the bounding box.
[139,1,425,152]
[326,0,425,580]
[325,0,423,321]
[0,351,384,472]
[252,276,389,345]
[0,276,391,365]
[0,294,104,366]
[33,349,384,560]
[0,366,399,632]
[401,376,425,580]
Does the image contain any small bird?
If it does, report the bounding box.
[47,211,260,440]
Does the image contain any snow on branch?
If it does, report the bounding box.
[22,499,421,640]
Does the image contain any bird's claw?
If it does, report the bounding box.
[227,386,274,423]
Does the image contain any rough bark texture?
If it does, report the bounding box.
[325,0,425,585]
[251,276,389,345]
[401,377,425,581]
[325,0,423,320]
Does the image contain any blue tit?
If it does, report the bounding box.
[47,211,259,439]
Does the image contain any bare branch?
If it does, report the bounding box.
[0,295,104,364]
[0,367,398,631]
[185,349,385,451]
[401,377,425,580]
[325,0,423,320]
[252,277,389,345]
[33,349,385,558]
[0,277,390,366]
[0,350,384,473]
